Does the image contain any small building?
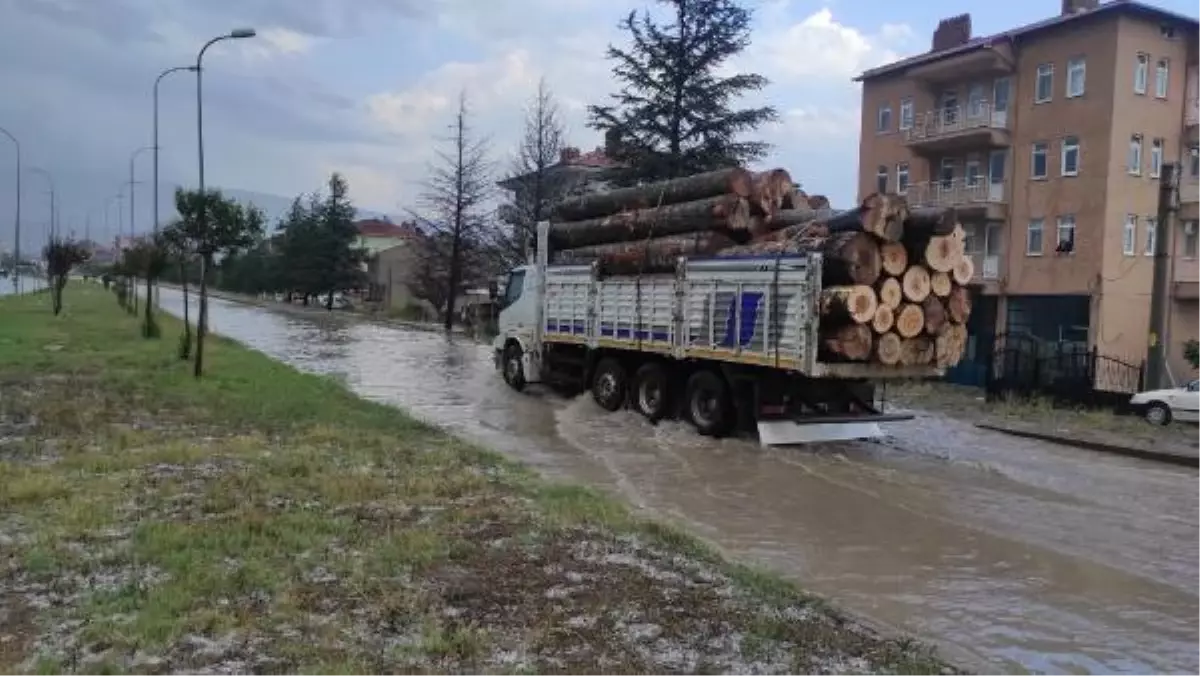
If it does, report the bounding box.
[355,218,422,257]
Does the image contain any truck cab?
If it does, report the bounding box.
[492,265,542,389]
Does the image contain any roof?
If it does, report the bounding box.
[497,146,621,190]
[355,219,422,239]
[855,0,1199,82]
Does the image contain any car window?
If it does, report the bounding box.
[502,270,525,309]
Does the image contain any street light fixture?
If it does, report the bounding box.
[153,65,198,236]
[0,126,19,290]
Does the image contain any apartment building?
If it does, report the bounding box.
[855,0,1200,383]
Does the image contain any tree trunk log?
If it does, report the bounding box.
[922,234,960,272]
[901,264,931,302]
[877,276,902,309]
[880,242,908,276]
[871,304,895,334]
[717,230,881,286]
[895,303,925,339]
[821,324,873,361]
[930,271,952,298]
[549,194,750,248]
[820,285,878,325]
[900,336,934,366]
[947,286,971,324]
[952,254,975,285]
[904,207,957,237]
[550,167,754,222]
[922,296,947,334]
[875,332,903,365]
[858,192,907,242]
[749,168,794,222]
[554,231,736,266]
[935,323,968,368]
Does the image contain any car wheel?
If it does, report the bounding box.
[591,358,628,412]
[685,370,734,437]
[502,343,526,392]
[1145,401,1172,426]
[632,362,671,423]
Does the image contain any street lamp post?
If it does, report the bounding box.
[193,28,256,377]
[27,166,55,241]
[129,146,154,242]
[154,66,198,236]
[0,126,19,291]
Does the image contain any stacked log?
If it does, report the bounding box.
[545,165,974,369]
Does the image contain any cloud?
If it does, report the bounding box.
[0,0,916,254]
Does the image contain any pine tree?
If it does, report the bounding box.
[589,0,777,185]
[314,173,367,309]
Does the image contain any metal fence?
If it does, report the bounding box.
[984,332,1145,410]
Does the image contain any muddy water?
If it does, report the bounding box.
[157,290,1199,674]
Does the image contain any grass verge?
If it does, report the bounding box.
[0,285,955,674]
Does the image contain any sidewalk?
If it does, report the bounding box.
[975,420,1198,468]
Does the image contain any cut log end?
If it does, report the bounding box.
[947,286,972,324]
[880,242,909,277]
[922,296,947,334]
[901,265,931,303]
[823,324,873,361]
[871,304,895,334]
[900,336,934,366]
[896,303,925,339]
[825,231,883,286]
[878,277,903,310]
[820,285,879,325]
[924,235,960,273]
[953,255,975,286]
[875,332,903,365]
[930,271,952,298]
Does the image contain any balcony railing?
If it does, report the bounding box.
[961,252,1002,281]
[1186,96,1199,127]
[904,179,1007,209]
[904,101,1009,143]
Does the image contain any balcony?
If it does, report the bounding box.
[906,42,1015,85]
[1187,96,1199,144]
[904,102,1010,155]
[905,178,1007,221]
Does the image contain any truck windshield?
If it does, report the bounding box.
[501,270,525,309]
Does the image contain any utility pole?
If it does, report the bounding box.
[1146,161,1178,390]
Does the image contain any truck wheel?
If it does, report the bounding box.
[502,344,526,392]
[632,362,670,422]
[591,358,627,411]
[685,370,733,437]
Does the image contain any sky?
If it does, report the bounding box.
[0,0,1195,255]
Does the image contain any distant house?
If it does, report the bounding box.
[365,239,435,318]
[355,219,422,257]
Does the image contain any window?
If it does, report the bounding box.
[1161,24,1177,39]
[877,104,892,132]
[1061,136,1080,176]
[502,270,525,308]
[939,158,955,189]
[1155,59,1169,98]
[876,165,888,193]
[896,162,910,193]
[1027,219,1044,256]
[1150,138,1163,178]
[899,98,914,130]
[1056,215,1076,254]
[965,157,982,186]
[1066,58,1086,97]
[1031,142,1048,179]
[968,84,986,118]
[1128,135,1143,175]
[1134,53,1148,94]
[1182,220,1198,258]
[1035,64,1054,103]
[1145,217,1157,256]
[1123,215,1137,255]
[1191,146,1199,176]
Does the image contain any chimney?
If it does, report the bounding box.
[931,13,972,52]
[559,147,581,164]
[1061,0,1098,15]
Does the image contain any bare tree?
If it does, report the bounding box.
[411,91,495,331]
[494,78,567,268]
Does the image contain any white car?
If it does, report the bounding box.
[1129,380,1200,425]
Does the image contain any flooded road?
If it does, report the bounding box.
[158,290,1199,674]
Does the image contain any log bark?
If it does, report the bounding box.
[922,234,960,273]
[820,285,878,325]
[952,255,975,286]
[935,323,968,368]
[878,277,902,309]
[904,207,957,237]
[858,192,907,242]
[930,271,952,298]
[871,304,895,334]
[895,303,925,339]
[750,168,794,222]
[717,230,881,287]
[554,231,736,266]
[550,167,754,222]
[900,337,934,366]
[922,296,947,334]
[901,264,931,303]
[549,194,750,248]
[946,286,971,324]
[821,324,873,361]
[875,332,903,365]
[880,242,908,276]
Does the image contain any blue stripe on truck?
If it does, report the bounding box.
[719,292,762,348]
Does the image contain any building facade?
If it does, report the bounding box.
[856,0,1199,384]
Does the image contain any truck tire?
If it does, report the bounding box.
[685,370,734,437]
[502,343,526,392]
[591,357,627,411]
[632,362,670,422]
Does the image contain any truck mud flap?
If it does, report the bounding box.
[756,413,914,446]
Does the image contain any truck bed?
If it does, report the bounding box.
[541,254,942,379]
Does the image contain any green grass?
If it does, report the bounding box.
[0,284,955,674]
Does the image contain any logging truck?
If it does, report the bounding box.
[492,221,938,445]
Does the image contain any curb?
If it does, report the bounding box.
[975,423,1199,468]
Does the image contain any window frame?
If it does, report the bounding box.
[1155,58,1169,99]
[1182,220,1198,259]
[1066,57,1086,98]
[877,104,892,133]
[899,98,914,131]
[1027,218,1045,256]
[1061,136,1080,176]
[1035,64,1054,103]
[1134,53,1149,94]
[876,165,888,193]
[896,162,910,194]
[1031,142,1049,180]
[1056,214,1076,254]
[1145,217,1158,256]
[1123,215,1137,256]
[1150,138,1163,178]
[1128,135,1143,175]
